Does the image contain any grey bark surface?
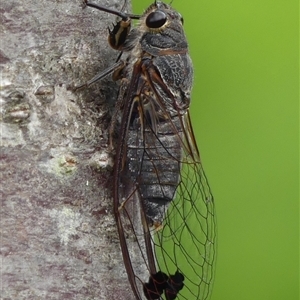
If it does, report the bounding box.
[0,0,134,299]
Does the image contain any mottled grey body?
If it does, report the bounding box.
[126,115,182,223]
[117,2,194,225]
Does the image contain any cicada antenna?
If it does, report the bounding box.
[84,0,140,20]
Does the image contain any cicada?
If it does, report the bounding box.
[82,1,216,299]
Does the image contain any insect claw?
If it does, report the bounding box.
[81,0,87,9]
[152,221,163,232]
[76,83,87,90]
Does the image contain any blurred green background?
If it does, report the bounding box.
[132,1,299,299]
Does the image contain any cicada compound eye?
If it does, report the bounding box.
[146,10,167,29]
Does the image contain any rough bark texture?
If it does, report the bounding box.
[0,0,134,299]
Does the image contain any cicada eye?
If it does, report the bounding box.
[146,10,167,29]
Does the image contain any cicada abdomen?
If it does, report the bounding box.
[83,1,216,299]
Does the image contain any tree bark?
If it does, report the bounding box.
[0,0,134,299]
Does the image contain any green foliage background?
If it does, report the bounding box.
[132,1,299,299]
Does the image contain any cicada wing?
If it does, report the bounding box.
[153,112,216,300]
[113,73,162,299]
[113,60,216,300]
[115,109,216,300]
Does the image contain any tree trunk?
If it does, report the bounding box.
[0,0,134,299]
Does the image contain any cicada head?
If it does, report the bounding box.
[138,2,188,56]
